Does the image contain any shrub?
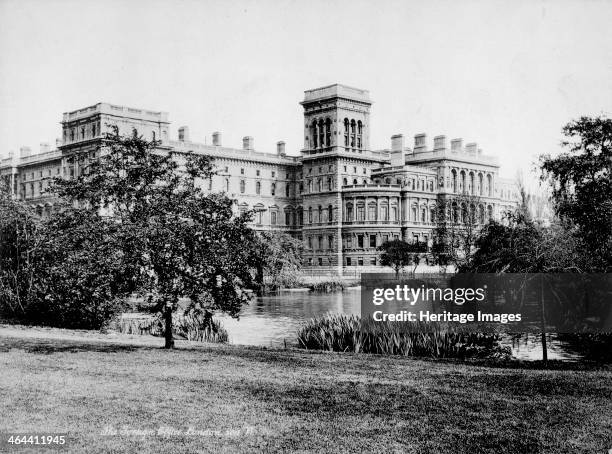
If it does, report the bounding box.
[308,278,346,293]
[296,314,510,359]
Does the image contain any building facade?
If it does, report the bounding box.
[0,84,519,272]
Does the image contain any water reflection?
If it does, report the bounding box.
[218,289,581,361]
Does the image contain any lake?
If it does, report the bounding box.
[217,288,582,361]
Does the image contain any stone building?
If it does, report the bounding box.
[0,84,519,273]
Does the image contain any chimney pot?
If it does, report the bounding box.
[466,142,477,154]
[212,131,222,146]
[277,141,286,156]
[40,142,50,153]
[414,133,427,153]
[19,146,31,158]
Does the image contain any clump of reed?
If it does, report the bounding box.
[308,278,347,293]
[296,313,510,359]
[115,310,228,343]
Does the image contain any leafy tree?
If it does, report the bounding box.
[0,184,41,319]
[50,127,256,347]
[378,240,417,278]
[432,193,483,271]
[540,116,612,272]
[251,231,304,292]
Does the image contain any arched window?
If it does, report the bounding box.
[325,118,332,147]
[312,121,318,148]
[285,209,291,225]
[240,180,245,193]
[271,211,277,225]
[225,178,230,192]
[350,120,356,147]
[478,173,483,196]
[451,169,457,193]
[391,206,398,221]
[285,184,290,197]
[298,208,303,226]
[412,206,417,221]
[151,131,155,141]
[327,177,332,191]
[318,119,324,149]
[357,120,363,149]
[343,177,347,186]
[299,183,303,194]
[451,202,459,223]
[256,181,261,195]
[344,118,349,147]
[487,174,493,197]
[271,183,276,196]
[460,171,466,193]
[430,207,436,223]
[308,180,313,192]
[353,179,358,185]
[421,207,426,223]
[487,205,493,220]
[318,206,322,223]
[308,207,313,223]
[317,178,322,192]
[469,172,475,195]
[328,205,333,222]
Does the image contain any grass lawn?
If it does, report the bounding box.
[0,327,611,454]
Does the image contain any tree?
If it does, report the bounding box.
[0,183,41,319]
[50,127,256,348]
[378,240,421,278]
[432,193,484,272]
[251,231,303,293]
[540,116,612,272]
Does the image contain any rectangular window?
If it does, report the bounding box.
[370,257,376,266]
[240,168,244,175]
[318,235,323,250]
[308,237,312,249]
[346,257,352,266]
[383,235,388,244]
[346,236,352,248]
[357,235,364,248]
[369,235,376,248]
[358,257,364,266]
[256,170,260,176]
[272,171,275,177]
[318,257,323,266]
[328,235,333,249]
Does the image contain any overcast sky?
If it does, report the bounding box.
[1,0,611,179]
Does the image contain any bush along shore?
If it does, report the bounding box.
[297,314,511,359]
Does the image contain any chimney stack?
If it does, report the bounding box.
[40,142,50,153]
[433,135,447,151]
[277,141,286,156]
[391,134,404,152]
[212,131,222,146]
[20,146,31,158]
[451,138,463,153]
[243,136,254,150]
[466,142,477,154]
[414,133,427,153]
[178,126,190,142]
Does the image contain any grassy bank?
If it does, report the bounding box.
[0,327,611,453]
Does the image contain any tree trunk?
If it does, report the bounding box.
[164,304,174,349]
[540,275,547,366]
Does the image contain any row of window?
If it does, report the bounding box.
[450,170,493,197]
